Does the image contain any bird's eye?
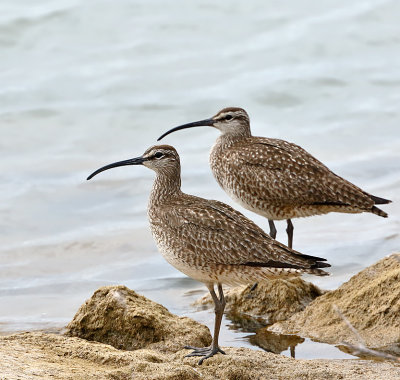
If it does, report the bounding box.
[154,152,164,159]
[225,115,233,120]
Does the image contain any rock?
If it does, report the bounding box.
[194,278,324,324]
[1,332,399,380]
[270,254,400,353]
[65,285,211,352]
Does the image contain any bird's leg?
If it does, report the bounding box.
[268,219,277,239]
[286,219,294,249]
[184,283,226,364]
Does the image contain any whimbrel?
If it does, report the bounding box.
[158,107,391,248]
[87,144,330,364]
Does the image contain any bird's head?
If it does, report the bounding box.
[157,107,251,141]
[87,145,180,180]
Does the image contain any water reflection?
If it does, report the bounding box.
[250,328,304,358]
[226,311,303,357]
[338,342,400,360]
[225,310,354,359]
[226,310,266,331]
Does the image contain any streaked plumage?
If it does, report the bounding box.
[158,107,391,248]
[87,144,330,364]
[150,192,329,286]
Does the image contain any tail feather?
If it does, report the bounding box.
[290,252,331,269]
[244,258,330,270]
[311,261,331,269]
[370,194,392,204]
[372,206,388,218]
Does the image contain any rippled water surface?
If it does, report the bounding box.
[1,0,399,358]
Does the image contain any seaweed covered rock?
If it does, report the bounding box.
[65,285,211,352]
[270,254,400,353]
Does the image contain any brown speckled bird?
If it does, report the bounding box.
[158,107,391,249]
[87,144,330,364]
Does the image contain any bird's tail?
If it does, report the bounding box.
[372,206,388,218]
[369,194,391,218]
[370,194,392,205]
[290,252,331,277]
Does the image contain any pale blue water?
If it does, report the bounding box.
[1,0,399,359]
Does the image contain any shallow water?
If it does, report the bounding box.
[1,0,399,359]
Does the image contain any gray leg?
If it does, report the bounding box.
[210,284,225,353]
[286,219,294,249]
[268,219,277,239]
[184,283,226,364]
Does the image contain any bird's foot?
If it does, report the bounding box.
[184,345,226,365]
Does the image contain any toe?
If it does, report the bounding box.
[185,352,208,358]
[184,345,211,353]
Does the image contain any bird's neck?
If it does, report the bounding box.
[218,126,251,147]
[149,166,182,207]
[215,131,249,150]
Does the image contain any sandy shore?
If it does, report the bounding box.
[1,254,399,379]
[1,332,399,380]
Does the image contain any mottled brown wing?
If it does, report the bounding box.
[227,138,373,208]
[157,195,327,269]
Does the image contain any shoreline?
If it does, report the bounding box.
[1,331,399,380]
[1,254,399,378]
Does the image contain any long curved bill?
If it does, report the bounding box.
[87,157,146,180]
[157,118,214,141]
